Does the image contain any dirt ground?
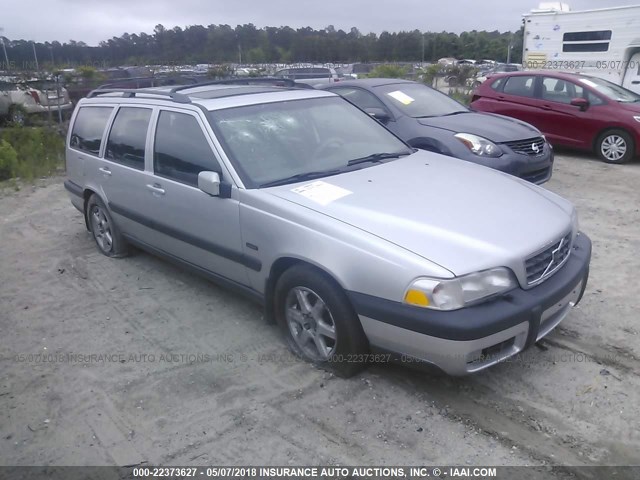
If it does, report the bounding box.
[0,152,639,470]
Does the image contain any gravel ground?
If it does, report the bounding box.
[0,152,639,471]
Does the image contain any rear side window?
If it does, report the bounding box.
[154,111,220,187]
[503,76,537,98]
[105,107,151,170]
[490,77,507,91]
[69,107,113,156]
[330,87,388,111]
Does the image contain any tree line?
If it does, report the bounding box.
[1,24,524,70]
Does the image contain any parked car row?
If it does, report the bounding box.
[64,81,591,377]
[471,70,640,164]
[318,78,554,184]
[0,80,73,125]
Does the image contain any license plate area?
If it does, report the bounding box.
[537,278,584,341]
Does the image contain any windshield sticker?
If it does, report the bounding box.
[291,181,353,206]
[387,90,415,105]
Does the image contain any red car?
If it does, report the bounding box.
[470,70,640,164]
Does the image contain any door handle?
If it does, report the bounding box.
[98,166,111,176]
[540,105,552,110]
[632,80,640,85]
[146,183,165,195]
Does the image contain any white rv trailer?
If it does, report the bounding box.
[522,3,640,93]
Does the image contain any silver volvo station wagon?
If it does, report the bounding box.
[64,83,591,376]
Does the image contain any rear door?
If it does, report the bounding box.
[96,105,155,243]
[490,74,543,127]
[622,52,640,94]
[139,107,249,285]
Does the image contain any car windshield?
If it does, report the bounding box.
[373,83,468,118]
[578,76,640,102]
[209,96,412,188]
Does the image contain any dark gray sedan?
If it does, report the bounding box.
[318,79,554,184]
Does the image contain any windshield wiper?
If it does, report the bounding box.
[259,169,342,188]
[347,151,411,166]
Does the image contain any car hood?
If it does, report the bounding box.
[416,111,541,142]
[267,151,573,280]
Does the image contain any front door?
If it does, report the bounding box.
[136,107,250,286]
[533,76,600,149]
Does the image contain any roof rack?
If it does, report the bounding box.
[96,75,202,90]
[86,88,192,103]
[170,77,305,92]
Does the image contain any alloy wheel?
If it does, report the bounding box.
[90,205,113,253]
[285,286,337,361]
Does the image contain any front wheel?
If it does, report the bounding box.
[596,130,634,164]
[274,265,369,377]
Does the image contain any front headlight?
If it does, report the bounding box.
[454,133,502,157]
[403,268,517,311]
[633,116,640,123]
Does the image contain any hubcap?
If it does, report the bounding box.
[285,287,337,361]
[90,205,113,253]
[601,135,627,161]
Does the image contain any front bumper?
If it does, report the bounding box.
[348,232,591,375]
[464,144,554,185]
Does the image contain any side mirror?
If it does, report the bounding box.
[570,97,589,110]
[198,171,221,196]
[364,107,391,122]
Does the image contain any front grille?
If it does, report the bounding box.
[503,137,546,156]
[525,232,572,285]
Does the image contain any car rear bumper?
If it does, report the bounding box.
[24,102,74,114]
[348,232,591,375]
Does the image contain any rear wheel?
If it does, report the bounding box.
[274,264,369,377]
[87,194,129,257]
[596,129,634,164]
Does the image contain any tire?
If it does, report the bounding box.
[274,264,369,377]
[86,194,129,257]
[596,129,634,164]
[8,105,27,126]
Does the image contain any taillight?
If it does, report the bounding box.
[29,90,41,104]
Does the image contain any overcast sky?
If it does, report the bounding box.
[0,0,632,45]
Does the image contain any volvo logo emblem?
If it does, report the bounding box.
[532,142,540,154]
[541,238,564,279]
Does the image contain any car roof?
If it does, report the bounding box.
[486,70,590,81]
[317,78,417,89]
[81,84,336,111]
